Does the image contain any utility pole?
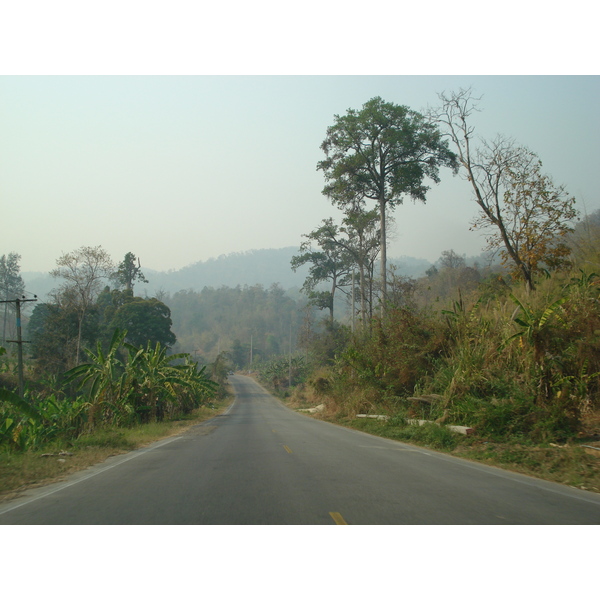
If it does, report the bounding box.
[1,296,37,398]
[351,270,355,333]
[2,285,8,344]
[288,320,292,388]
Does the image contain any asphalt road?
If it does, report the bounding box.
[1,374,600,524]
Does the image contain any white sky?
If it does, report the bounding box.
[1,4,599,276]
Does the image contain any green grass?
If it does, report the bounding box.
[342,417,460,450]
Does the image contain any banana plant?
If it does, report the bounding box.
[0,416,15,445]
[0,388,41,450]
[63,328,129,428]
[0,388,42,421]
[124,341,215,421]
[34,394,87,438]
[500,294,567,363]
[567,269,599,292]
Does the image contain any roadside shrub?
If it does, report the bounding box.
[338,307,445,401]
[0,389,88,452]
[418,423,459,450]
[470,397,536,439]
[388,421,458,451]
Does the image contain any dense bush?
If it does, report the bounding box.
[0,331,218,452]
[302,266,600,441]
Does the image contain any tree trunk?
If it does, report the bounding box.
[379,195,387,318]
[329,277,336,323]
[351,270,355,333]
[76,309,85,365]
[522,267,535,294]
[359,260,366,329]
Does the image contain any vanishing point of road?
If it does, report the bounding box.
[1,374,599,524]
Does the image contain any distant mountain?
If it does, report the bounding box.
[137,247,311,296]
[21,248,311,301]
[22,247,442,301]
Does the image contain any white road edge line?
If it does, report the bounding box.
[0,436,182,516]
[342,421,600,505]
[222,376,600,509]
[222,396,236,415]
[426,450,600,506]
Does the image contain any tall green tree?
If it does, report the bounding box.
[317,97,458,314]
[50,246,114,364]
[113,252,149,292]
[110,297,177,349]
[336,205,381,326]
[95,286,135,344]
[28,301,81,375]
[291,219,353,322]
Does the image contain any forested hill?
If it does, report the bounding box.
[139,248,433,295]
[22,247,434,300]
[22,248,311,300]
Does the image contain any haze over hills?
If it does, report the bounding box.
[21,248,310,300]
[21,247,451,301]
[141,248,314,294]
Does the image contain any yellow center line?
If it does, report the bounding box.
[329,512,348,525]
[283,445,292,453]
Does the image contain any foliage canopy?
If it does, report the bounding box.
[318,96,458,310]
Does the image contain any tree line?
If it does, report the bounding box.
[0,248,217,452]
[162,284,318,369]
[22,248,175,375]
[292,91,579,327]
[278,90,598,443]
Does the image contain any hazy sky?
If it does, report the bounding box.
[2,75,599,274]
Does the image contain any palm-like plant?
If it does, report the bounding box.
[63,328,129,427]
[0,388,41,450]
[175,357,218,414]
[500,293,570,404]
[124,342,216,421]
[0,388,88,450]
[63,329,219,427]
[501,294,567,364]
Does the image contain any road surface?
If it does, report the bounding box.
[1,374,599,524]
